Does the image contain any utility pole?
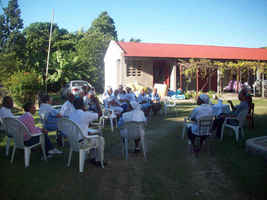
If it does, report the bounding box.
[45,9,54,94]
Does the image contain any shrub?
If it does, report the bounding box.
[3,71,41,107]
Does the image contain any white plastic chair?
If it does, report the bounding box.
[57,118,103,172]
[2,117,47,167]
[163,97,177,116]
[220,109,248,142]
[101,108,117,132]
[120,122,146,160]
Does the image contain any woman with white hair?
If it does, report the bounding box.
[120,101,147,152]
[187,94,213,153]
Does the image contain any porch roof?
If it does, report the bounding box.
[117,42,267,61]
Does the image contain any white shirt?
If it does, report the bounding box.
[125,92,136,102]
[189,104,213,135]
[59,100,75,117]
[69,109,98,140]
[122,108,147,123]
[137,94,149,104]
[39,103,57,119]
[0,107,15,118]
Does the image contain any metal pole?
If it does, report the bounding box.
[45,9,54,93]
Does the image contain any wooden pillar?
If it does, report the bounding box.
[217,68,221,94]
[179,64,183,90]
[196,66,199,93]
[170,64,177,91]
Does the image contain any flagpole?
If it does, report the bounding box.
[45,9,54,93]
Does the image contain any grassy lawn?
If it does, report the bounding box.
[0,98,267,200]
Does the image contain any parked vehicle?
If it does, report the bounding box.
[61,80,92,98]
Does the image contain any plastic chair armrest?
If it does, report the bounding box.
[85,135,99,139]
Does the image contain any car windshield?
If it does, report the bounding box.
[72,82,87,87]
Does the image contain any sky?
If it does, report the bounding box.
[1,0,267,48]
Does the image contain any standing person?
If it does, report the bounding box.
[150,88,161,115]
[19,102,62,156]
[69,97,106,167]
[187,94,213,153]
[59,92,75,117]
[0,96,15,118]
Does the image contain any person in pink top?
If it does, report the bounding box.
[19,102,62,156]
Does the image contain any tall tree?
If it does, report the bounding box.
[0,0,25,82]
[23,22,68,84]
[88,11,117,41]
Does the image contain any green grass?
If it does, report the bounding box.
[0,99,267,200]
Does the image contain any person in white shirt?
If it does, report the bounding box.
[59,92,75,117]
[0,96,15,130]
[137,88,152,117]
[69,97,106,167]
[120,101,146,152]
[103,87,123,115]
[125,87,137,102]
[102,86,113,107]
[187,94,213,153]
[150,88,161,115]
[0,96,15,118]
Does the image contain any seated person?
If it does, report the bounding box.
[0,96,15,118]
[69,97,105,167]
[39,95,61,131]
[86,91,103,118]
[150,88,161,115]
[114,89,129,112]
[59,92,75,117]
[125,87,137,102]
[103,88,123,115]
[19,102,62,156]
[213,89,249,138]
[137,88,152,117]
[0,96,15,130]
[120,101,147,152]
[187,94,213,153]
[102,86,113,107]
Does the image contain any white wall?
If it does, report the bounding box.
[104,40,124,90]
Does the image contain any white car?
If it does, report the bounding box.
[61,80,92,98]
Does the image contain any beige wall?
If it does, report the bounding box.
[121,57,154,89]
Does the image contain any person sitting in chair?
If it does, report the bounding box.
[59,92,75,117]
[213,89,249,138]
[137,88,152,117]
[150,88,161,116]
[187,94,213,154]
[19,102,62,157]
[119,101,147,152]
[0,96,15,119]
[69,97,106,167]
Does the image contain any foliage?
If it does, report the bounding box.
[3,71,41,106]
[129,38,141,42]
[88,11,117,41]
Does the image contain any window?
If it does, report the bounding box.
[127,61,143,77]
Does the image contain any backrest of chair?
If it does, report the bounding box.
[2,117,30,148]
[39,112,46,126]
[237,109,248,128]
[197,116,214,136]
[57,118,83,151]
[120,122,145,140]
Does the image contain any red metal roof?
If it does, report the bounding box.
[117,42,267,61]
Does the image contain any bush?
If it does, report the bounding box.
[3,71,41,107]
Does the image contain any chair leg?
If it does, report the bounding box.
[10,145,16,164]
[220,124,225,141]
[6,137,11,157]
[24,148,31,168]
[234,127,239,142]
[40,134,47,161]
[67,149,73,167]
[125,138,128,160]
[141,136,146,160]
[110,118,114,132]
[79,150,86,173]
[240,128,245,138]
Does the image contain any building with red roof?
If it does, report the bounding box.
[104,40,267,93]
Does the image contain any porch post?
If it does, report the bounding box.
[179,64,183,90]
[196,66,199,93]
[170,64,177,91]
[217,68,221,94]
